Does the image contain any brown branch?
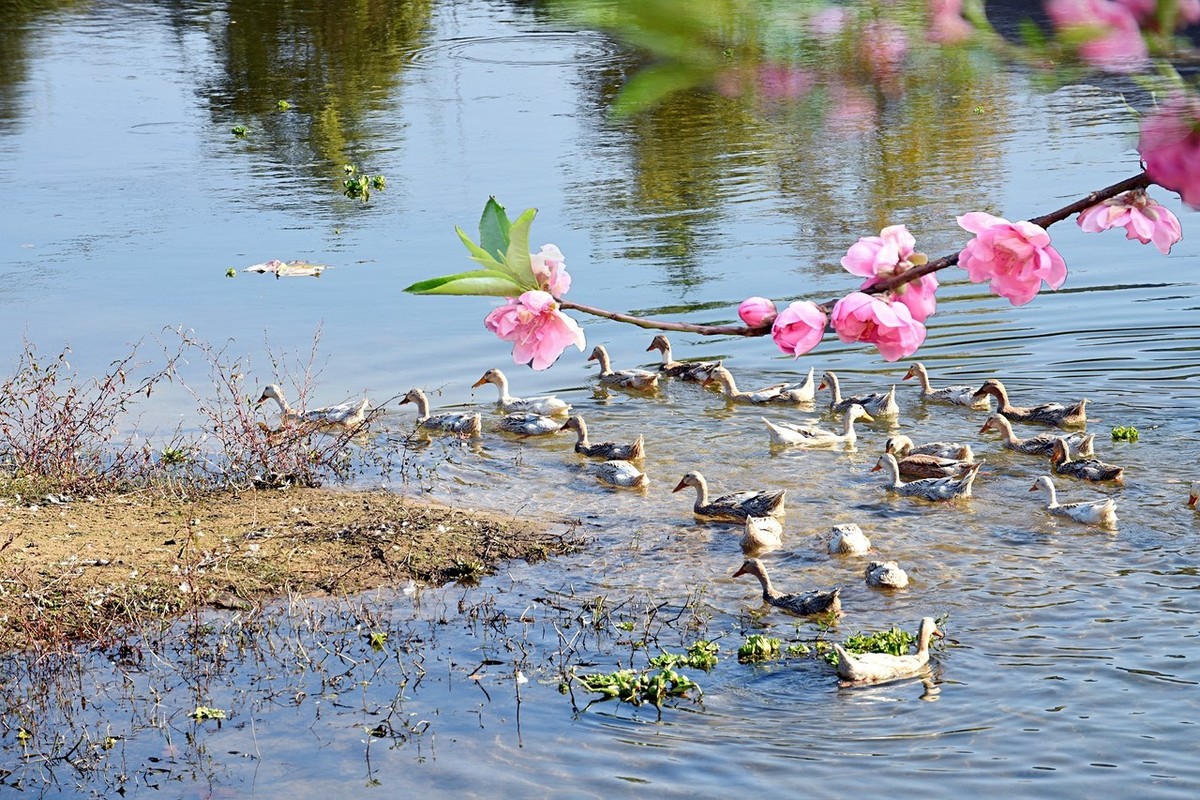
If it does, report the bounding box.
[560,171,1154,337]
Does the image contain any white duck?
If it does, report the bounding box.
[399,388,481,437]
[819,371,899,417]
[833,617,943,684]
[587,345,660,390]
[741,516,783,551]
[762,404,874,447]
[885,434,973,461]
[705,365,815,404]
[1029,475,1117,527]
[593,460,649,489]
[873,453,980,501]
[472,368,571,416]
[903,362,990,408]
[828,523,871,555]
[979,414,1095,457]
[497,412,562,436]
[256,384,369,431]
[865,560,909,588]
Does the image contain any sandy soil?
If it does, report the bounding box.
[0,488,577,651]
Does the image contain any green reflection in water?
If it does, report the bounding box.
[0,0,87,131]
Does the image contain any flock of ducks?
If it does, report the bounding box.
[255,333,1152,686]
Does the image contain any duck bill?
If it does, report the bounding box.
[861,412,875,423]
[671,479,688,493]
[470,376,488,389]
[254,394,268,407]
[731,565,749,578]
[870,464,882,472]
[1028,483,1038,492]
[817,380,828,390]
[1189,495,1198,508]
[901,367,915,381]
[644,342,657,352]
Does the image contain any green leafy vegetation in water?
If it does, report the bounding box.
[190,706,226,721]
[225,267,236,278]
[368,631,388,651]
[821,626,916,668]
[159,446,189,467]
[231,125,248,137]
[785,642,811,657]
[648,640,719,671]
[1111,426,1139,442]
[573,666,701,708]
[737,634,781,663]
[276,99,291,110]
[342,164,387,202]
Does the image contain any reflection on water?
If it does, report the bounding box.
[3,0,1200,796]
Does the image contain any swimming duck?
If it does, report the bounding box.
[472,368,571,416]
[873,453,980,501]
[732,558,842,616]
[704,365,816,404]
[1050,438,1124,483]
[882,443,975,479]
[593,460,649,489]
[828,523,871,555]
[1029,475,1118,527]
[819,371,899,417]
[256,384,370,432]
[972,379,1087,428]
[588,345,660,391]
[762,404,873,447]
[560,415,645,460]
[865,560,910,588]
[741,516,784,551]
[885,434,974,461]
[672,471,786,522]
[497,412,563,436]
[399,388,481,437]
[978,414,1095,457]
[645,334,721,381]
[903,362,990,409]
[833,617,943,684]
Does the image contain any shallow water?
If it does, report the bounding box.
[3,1,1200,796]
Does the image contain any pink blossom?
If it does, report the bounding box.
[831,293,926,362]
[738,296,778,328]
[957,212,1068,306]
[1139,92,1200,209]
[929,0,973,43]
[484,290,585,370]
[1046,0,1147,72]
[841,224,938,322]
[1115,0,1200,31]
[860,20,908,81]
[771,301,827,357]
[530,244,571,297]
[1077,189,1183,254]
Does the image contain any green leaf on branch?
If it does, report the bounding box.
[456,226,509,272]
[479,197,512,261]
[404,270,525,297]
[503,207,538,287]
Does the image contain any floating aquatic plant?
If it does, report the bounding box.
[573,666,701,708]
[648,640,719,671]
[737,634,781,662]
[1111,425,1139,442]
[822,626,917,668]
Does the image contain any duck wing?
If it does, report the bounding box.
[772,586,840,616]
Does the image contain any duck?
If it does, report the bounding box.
[593,460,649,489]
[672,471,786,522]
[881,441,975,479]
[1050,437,1124,483]
[828,523,871,555]
[819,371,899,417]
[497,412,563,436]
[472,368,571,416]
[560,415,644,460]
[762,404,873,447]
[833,617,943,684]
[645,334,721,381]
[873,453,980,501]
[865,560,909,588]
[885,434,974,461]
[978,413,1095,457]
[1029,475,1118,527]
[732,558,841,616]
[741,516,784,551]
[399,388,481,437]
[587,345,660,391]
[903,362,990,409]
[256,384,370,432]
[972,378,1087,428]
[703,365,816,404]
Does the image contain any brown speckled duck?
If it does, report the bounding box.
[972,379,1087,428]
[903,362,990,409]
[588,345,660,391]
[705,365,816,404]
[873,453,980,501]
[560,415,644,460]
[979,414,1095,456]
[645,334,721,382]
[400,388,481,437]
[1051,437,1124,483]
[732,558,841,616]
[819,371,899,417]
[672,471,786,522]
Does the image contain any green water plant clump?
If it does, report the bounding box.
[573,666,701,708]
[1111,425,1139,442]
[648,640,719,671]
[821,626,917,668]
[737,634,781,662]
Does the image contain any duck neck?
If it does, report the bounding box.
[492,374,514,403]
[824,373,843,405]
[270,391,295,416]
[1041,482,1059,508]
[914,366,933,393]
[916,621,937,656]
[594,348,612,375]
[986,382,1011,411]
[411,392,431,420]
[691,477,709,508]
[753,567,777,602]
[572,419,590,446]
[842,413,858,439]
[994,416,1018,445]
[882,456,903,487]
[714,369,741,398]
[655,341,673,365]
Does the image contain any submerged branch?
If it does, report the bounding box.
[561,171,1154,337]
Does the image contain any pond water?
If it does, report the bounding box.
[3,0,1200,796]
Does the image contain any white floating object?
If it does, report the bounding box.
[828,523,871,555]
